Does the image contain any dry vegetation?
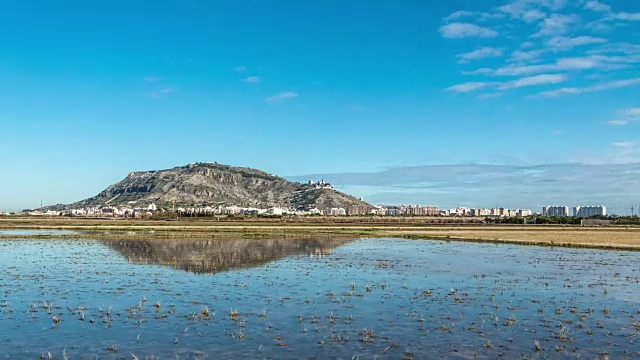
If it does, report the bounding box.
[2,217,640,250]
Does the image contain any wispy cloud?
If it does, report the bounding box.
[606,107,640,125]
[583,1,640,21]
[532,14,577,37]
[234,66,246,72]
[500,74,567,90]
[457,47,503,63]
[439,23,498,38]
[523,9,547,23]
[614,12,640,21]
[606,120,630,126]
[266,91,298,103]
[149,88,173,98]
[546,36,608,50]
[494,55,630,76]
[442,0,637,100]
[290,162,640,211]
[585,1,611,12]
[621,108,640,117]
[243,76,260,83]
[446,82,487,93]
[144,76,163,83]
[462,68,494,75]
[538,78,640,97]
[444,10,475,22]
[508,49,546,63]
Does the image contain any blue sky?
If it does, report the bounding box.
[0,0,639,213]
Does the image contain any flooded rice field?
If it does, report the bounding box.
[0,229,79,237]
[1,235,639,359]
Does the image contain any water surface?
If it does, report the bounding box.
[1,237,639,359]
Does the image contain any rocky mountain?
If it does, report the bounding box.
[65,162,372,212]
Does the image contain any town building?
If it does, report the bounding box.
[542,206,570,217]
[573,206,607,217]
[400,205,440,216]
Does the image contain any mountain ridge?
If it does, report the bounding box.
[59,162,372,213]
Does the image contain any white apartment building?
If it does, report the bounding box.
[573,206,607,217]
[542,206,570,217]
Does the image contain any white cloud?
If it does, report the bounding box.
[500,74,567,89]
[621,108,640,117]
[478,12,507,21]
[446,82,487,93]
[498,0,566,18]
[509,49,546,63]
[457,47,503,63]
[538,77,640,97]
[585,1,611,12]
[243,76,260,83]
[494,54,631,76]
[614,12,640,21]
[546,36,608,50]
[592,43,640,55]
[462,68,494,75]
[266,91,298,103]
[149,88,173,98]
[605,108,640,125]
[439,23,498,38]
[532,14,577,37]
[444,10,475,22]
[613,141,635,148]
[522,9,547,23]
[606,120,630,125]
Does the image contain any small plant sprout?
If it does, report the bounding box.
[200,306,209,317]
[229,309,239,320]
[534,340,541,352]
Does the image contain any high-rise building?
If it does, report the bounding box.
[400,205,440,216]
[542,206,570,217]
[573,206,606,217]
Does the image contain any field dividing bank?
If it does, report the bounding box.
[2,218,640,250]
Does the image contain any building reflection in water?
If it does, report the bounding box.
[101,238,353,274]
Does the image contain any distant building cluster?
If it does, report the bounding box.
[439,207,532,218]
[368,206,532,218]
[542,205,606,217]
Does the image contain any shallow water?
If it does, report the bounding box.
[0,229,78,236]
[1,238,639,359]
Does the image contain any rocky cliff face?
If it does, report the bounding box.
[69,163,372,211]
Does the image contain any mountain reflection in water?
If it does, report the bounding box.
[101,238,353,274]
